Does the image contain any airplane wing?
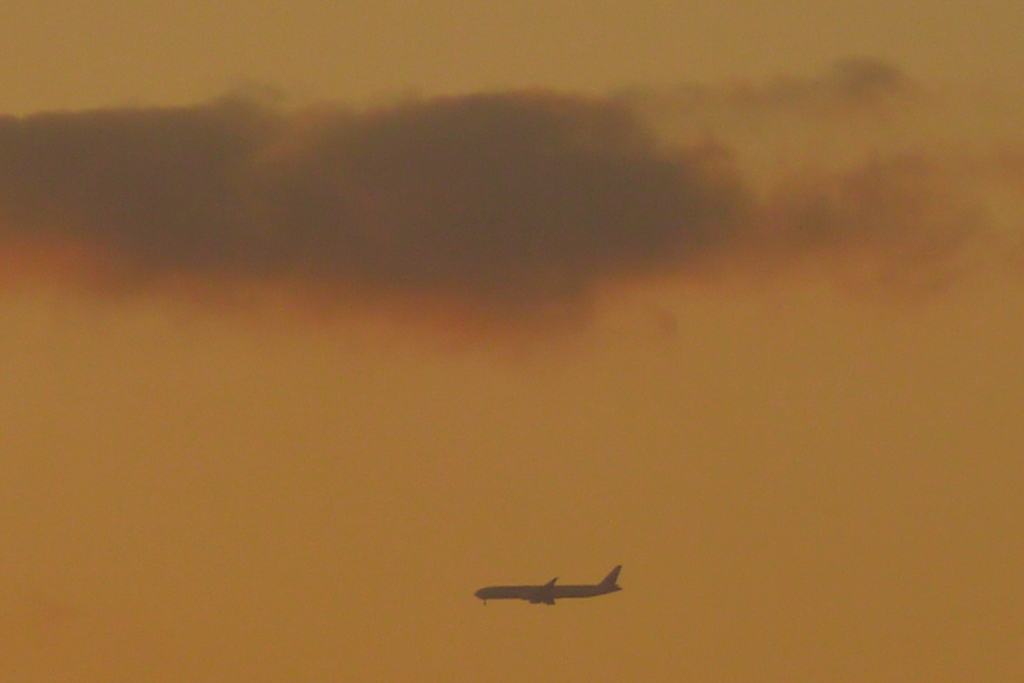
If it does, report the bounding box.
[529,577,558,604]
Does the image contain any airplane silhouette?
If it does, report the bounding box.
[475,566,622,605]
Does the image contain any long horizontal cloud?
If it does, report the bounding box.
[0,93,747,317]
[0,61,1019,326]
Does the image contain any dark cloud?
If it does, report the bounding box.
[0,62,1018,328]
[241,94,748,311]
[0,93,747,321]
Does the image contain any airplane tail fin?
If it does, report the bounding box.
[600,565,622,588]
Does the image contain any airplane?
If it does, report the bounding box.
[474,565,622,605]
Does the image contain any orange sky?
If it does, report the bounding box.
[1,2,1023,682]
[3,0,1023,112]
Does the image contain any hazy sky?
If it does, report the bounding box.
[2,2,1023,682]
[3,0,1023,111]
